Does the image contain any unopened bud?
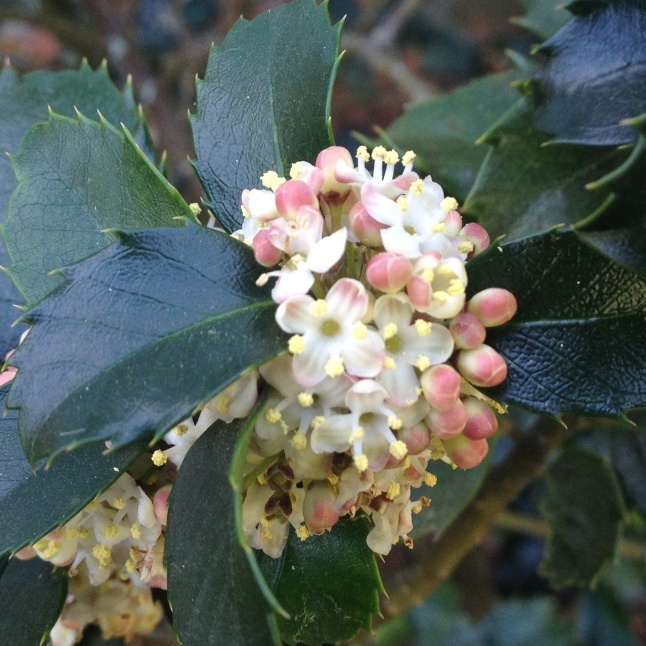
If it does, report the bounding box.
[456,344,508,387]
[252,228,282,267]
[303,481,340,535]
[444,210,463,236]
[316,146,354,203]
[462,397,499,440]
[290,161,325,194]
[459,223,490,256]
[444,435,489,469]
[348,201,388,247]
[449,312,486,350]
[398,422,432,455]
[153,484,173,527]
[275,179,318,219]
[468,288,518,327]
[427,399,468,439]
[420,364,462,411]
[366,252,413,293]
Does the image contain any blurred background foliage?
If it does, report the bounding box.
[1,1,644,644]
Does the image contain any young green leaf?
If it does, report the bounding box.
[165,418,279,646]
[7,224,287,465]
[467,228,646,418]
[539,448,625,588]
[3,111,193,305]
[533,0,646,145]
[191,0,341,233]
[0,556,67,645]
[258,517,382,646]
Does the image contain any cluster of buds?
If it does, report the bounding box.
[225,145,517,556]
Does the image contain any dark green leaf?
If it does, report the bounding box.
[467,228,646,417]
[409,450,493,539]
[191,0,340,233]
[463,99,626,240]
[0,383,148,557]
[7,224,287,465]
[539,448,624,587]
[578,224,646,277]
[0,556,67,645]
[378,70,524,202]
[3,111,192,305]
[512,0,571,39]
[166,418,278,646]
[533,0,646,145]
[258,517,381,645]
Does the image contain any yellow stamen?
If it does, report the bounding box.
[290,162,303,179]
[260,170,286,191]
[92,544,111,567]
[311,415,325,429]
[410,179,424,195]
[447,279,465,295]
[423,472,438,487]
[349,426,364,443]
[389,440,408,460]
[103,524,119,539]
[42,540,61,559]
[189,202,201,216]
[415,319,432,336]
[372,146,387,160]
[353,321,368,340]
[356,146,370,162]
[151,450,167,467]
[420,267,435,282]
[433,291,449,303]
[388,416,403,430]
[386,482,401,500]
[383,323,398,340]
[111,497,126,510]
[265,408,282,423]
[217,394,231,413]
[290,432,307,450]
[416,356,431,371]
[402,150,416,165]
[440,197,458,211]
[327,473,340,486]
[353,454,369,472]
[396,196,408,212]
[288,335,305,354]
[297,392,314,407]
[130,523,141,539]
[384,357,396,369]
[310,299,328,316]
[430,222,445,232]
[325,357,345,378]
[86,500,98,510]
[296,525,310,541]
[458,241,475,254]
[384,149,399,164]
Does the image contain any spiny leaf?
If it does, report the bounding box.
[7,224,287,465]
[191,0,341,233]
[511,0,570,40]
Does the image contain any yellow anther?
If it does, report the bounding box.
[412,503,423,514]
[349,426,364,443]
[327,473,340,486]
[353,321,368,340]
[392,536,400,545]
[189,202,202,216]
[325,357,345,378]
[77,527,90,539]
[389,440,408,460]
[401,457,411,469]
[125,557,137,572]
[256,273,269,287]
[386,482,401,500]
[431,222,446,232]
[384,357,396,369]
[311,415,325,429]
[388,416,403,430]
[296,525,310,541]
[410,179,424,195]
[297,392,314,407]
[42,540,61,559]
[396,196,409,212]
[217,394,231,413]
[259,514,271,528]
[356,145,370,162]
[288,335,305,354]
[103,524,119,539]
[372,146,387,159]
[290,432,307,450]
[130,523,141,539]
[415,319,432,336]
[402,150,416,165]
[86,500,99,510]
[416,356,431,371]
[458,241,475,254]
[404,536,414,549]
[310,299,328,316]
[65,527,80,539]
[92,544,112,567]
[383,323,398,340]
[290,162,304,179]
[385,149,400,164]
[257,473,267,485]
[447,279,465,295]
[437,264,455,276]
[440,197,458,211]
[423,472,438,487]
[151,450,167,467]
[421,267,435,282]
[260,170,286,191]
[353,454,369,472]
[265,408,282,423]
[433,291,449,303]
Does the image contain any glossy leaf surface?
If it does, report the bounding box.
[467,229,646,417]
[191,0,340,233]
[166,419,278,646]
[7,224,286,464]
[512,0,570,39]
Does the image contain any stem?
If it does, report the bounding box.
[353,416,571,643]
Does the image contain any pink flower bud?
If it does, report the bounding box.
[456,344,508,387]
[291,162,325,194]
[427,399,468,439]
[444,210,463,236]
[449,312,486,350]
[252,228,282,267]
[468,288,518,327]
[459,223,490,256]
[443,435,489,469]
[274,179,318,219]
[462,397,499,440]
[303,481,340,535]
[398,423,432,455]
[153,484,173,527]
[316,146,354,203]
[420,364,462,411]
[0,365,17,387]
[406,275,432,310]
[348,201,387,247]
[366,252,413,293]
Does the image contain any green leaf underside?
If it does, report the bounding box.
[191,0,340,233]
[0,383,148,557]
[7,224,287,465]
[539,448,624,588]
[381,70,525,202]
[512,0,570,39]
[467,229,646,417]
[166,419,277,646]
[533,0,646,145]
[0,556,67,645]
[3,111,191,306]
[258,517,381,645]
[410,450,493,539]
[464,98,632,240]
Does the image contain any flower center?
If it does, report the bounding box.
[385,335,402,353]
[321,319,340,337]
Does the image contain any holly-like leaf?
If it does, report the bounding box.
[191,0,340,233]
[166,418,279,646]
[512,0,570,39]
[463,99,627,240]
[376,70,524,202]
[0,384,148,557]
[3,111,193,306]
[578,224,646,277]
[467,228,646,417]
[258,517,381,646]
[7,224,287,465]
[0,556,67,645]
[539,448,624,588]
[532,0,646,145]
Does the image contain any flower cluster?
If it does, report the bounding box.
[220,145,516,556]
